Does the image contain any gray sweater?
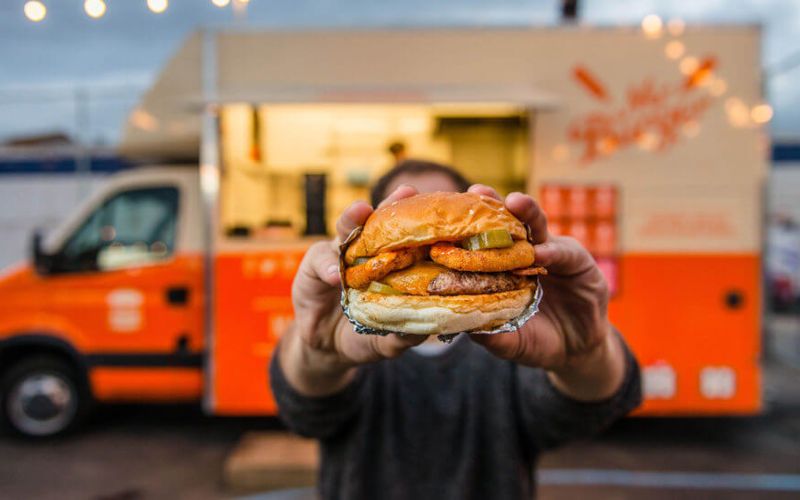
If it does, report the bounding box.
[270,334,641,500]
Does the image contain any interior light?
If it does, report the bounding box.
[212,0,231,6]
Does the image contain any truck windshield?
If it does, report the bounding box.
[53,186,179,273]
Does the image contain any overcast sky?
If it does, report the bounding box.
[1,0,798,145]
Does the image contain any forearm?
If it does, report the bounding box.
[547,324,627,402]
[278,320,357,397]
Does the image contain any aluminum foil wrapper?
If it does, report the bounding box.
[338,225,543,343]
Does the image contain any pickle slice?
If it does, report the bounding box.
[368,281,404,295]
[461,229,514,251]
[352,257,370,266]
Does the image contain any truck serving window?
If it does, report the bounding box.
[55,186,179,273]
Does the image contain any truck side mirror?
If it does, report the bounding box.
[31,229,52,275]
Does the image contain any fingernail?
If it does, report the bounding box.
[326,265,339,276]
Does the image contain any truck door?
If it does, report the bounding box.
[44,184,204,402]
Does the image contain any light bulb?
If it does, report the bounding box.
[147,0,168,14]
[24,1,47,22]
[84,0,107,19]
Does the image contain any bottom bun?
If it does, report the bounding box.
[346,287,534,335]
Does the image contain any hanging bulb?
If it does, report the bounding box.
[24,1,47,22]
[147,0,168,14]
[84,0,107,19]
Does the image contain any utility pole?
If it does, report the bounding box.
[74,87,91,201]
[560,0,579,23]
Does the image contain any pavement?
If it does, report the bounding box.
[1,360,799,500]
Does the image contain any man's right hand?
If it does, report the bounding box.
[278,185,426,396]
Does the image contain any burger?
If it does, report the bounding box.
[340,191,546,335]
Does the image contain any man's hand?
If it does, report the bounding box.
[279,186,426,397]
[467,185,627,402]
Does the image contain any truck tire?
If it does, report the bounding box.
[1,356,91,438]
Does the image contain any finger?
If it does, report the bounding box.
[372,333,428,359]
[467,184,502,200]
[533,236,595,276]
[336,201,373,243]
[377,184,418,209]
[299,241,342,288]
[505,192,549,244]
[468,332,527,361]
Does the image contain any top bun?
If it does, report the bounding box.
[345,192,526,263]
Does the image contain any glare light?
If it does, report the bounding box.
[679,56,699,75]
[667,18,686,36]
[237,0,250,3]
[147,0,168,13]
[84,0,107,18]
[725,98,750,127]
[664,40,685,60]
[709,78,728,97]
[750,104,773,124]
[24,1,47,22]
[637,132,659,151]
[130,108,159,131]
[212,0,230,6]
[641,14,663,39]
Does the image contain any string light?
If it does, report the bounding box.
[147,0,168,14]
[24,1,47,22]
[679,56,699,75]
[664,40,685,60]
[212,0,231,6]
[84,0,107,19]
[709,78,728,97]
[751,104,773,124]
[667,19,686,36]
[641,15,663,39]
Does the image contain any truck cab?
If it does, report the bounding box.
[0,166,205,437]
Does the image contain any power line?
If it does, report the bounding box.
[766,49,800,78]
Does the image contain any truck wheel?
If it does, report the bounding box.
[1,356,90,438]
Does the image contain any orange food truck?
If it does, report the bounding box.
[0,26,768,436]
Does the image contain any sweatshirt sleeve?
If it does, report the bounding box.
[269,349,365,440]
[513,330,642,452]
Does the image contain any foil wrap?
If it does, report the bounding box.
[338,225,544,343]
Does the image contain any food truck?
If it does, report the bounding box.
[0,26,767,436]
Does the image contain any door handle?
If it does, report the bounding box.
[166,286,189,306]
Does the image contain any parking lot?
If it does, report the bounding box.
[2,361,799,500]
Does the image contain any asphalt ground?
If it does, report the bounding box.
[1,363,799,500]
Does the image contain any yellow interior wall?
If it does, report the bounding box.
[219,103,528,238]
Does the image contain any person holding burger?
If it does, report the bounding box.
[271,160,642,499]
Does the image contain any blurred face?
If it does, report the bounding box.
[383,172,461,200]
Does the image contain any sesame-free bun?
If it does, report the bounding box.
[344,192,526,264]
[345,287,534,335]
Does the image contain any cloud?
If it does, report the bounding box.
[1,0,799,143]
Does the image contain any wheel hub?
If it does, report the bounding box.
[8,373,76,436]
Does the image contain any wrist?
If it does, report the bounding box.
[279,321,356,397]
[547,323,626,401]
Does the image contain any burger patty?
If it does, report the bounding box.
[382,262,530,296]
[428,269,530,295]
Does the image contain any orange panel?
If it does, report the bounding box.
[211,249,307,415]
[610,253,761,415]
[91,368,203,402]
